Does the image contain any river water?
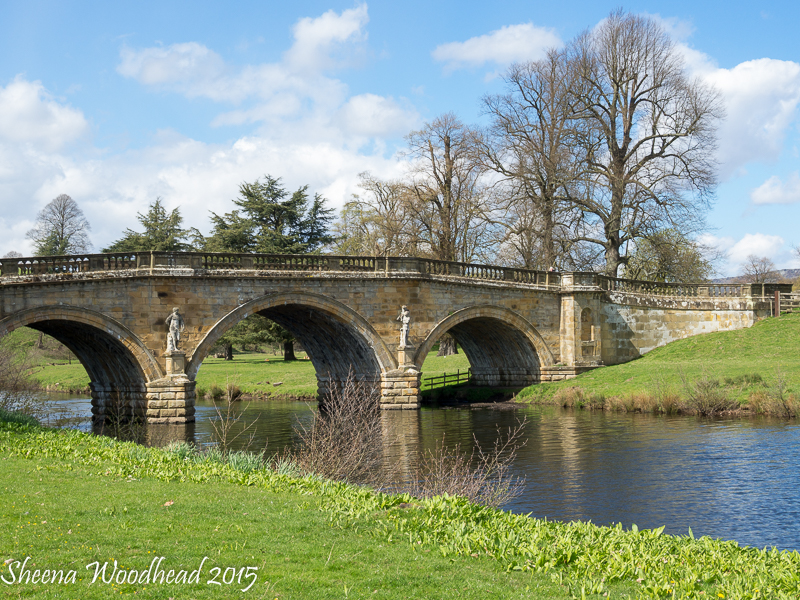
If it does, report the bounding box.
[36,394,800,551]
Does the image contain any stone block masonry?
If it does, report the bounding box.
[0,252,789,423]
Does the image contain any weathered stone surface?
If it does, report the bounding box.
[0,257,787,422]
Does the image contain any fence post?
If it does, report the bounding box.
[775,290,781,317]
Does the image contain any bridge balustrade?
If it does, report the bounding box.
[0,251,781,300]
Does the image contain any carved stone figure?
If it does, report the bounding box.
[165,307,185,352]
[396,305,411,348]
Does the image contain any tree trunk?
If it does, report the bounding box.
[437,334,459,356]
[283,340,297,362]
[224,343,233,361]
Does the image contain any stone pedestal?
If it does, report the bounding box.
[145,376,196,424]
[164,350,186,375]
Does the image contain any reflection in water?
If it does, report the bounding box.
[35,394,800,550]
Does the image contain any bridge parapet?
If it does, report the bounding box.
[2,252,791,300]
[0,251,562,288]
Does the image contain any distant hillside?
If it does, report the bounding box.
[712,269,800,284]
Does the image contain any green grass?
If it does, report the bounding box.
[0,417,595,599]
[5,414,800,598]
[196,352,318,398]
[519,311,800,407]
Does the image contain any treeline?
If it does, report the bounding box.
[10,11,734,284]
[335,11,721,281]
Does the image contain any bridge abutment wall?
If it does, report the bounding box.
[598,296,771,366]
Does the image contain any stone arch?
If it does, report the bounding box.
[415,305,555,388]
[186,291,397,396]
[0,305,163,421]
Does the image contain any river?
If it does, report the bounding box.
[35,394,800,551]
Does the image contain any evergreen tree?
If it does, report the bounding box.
[206,175,335,361]
[104,198,199,252]
[205,175,334,254]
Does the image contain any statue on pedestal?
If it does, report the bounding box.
[397,305,411,349]
[165,307,185,353]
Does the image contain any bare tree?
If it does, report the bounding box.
[480,49,586,270]
[403,113,491,262]
[740,254,778,284]
[2,251,22,258]
[332,174,418,257]
[571,11,723,276]
[26,194,92,256]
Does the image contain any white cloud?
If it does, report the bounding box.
[113,5,405,143]
[727,233,785,263]
[117,6,369,105]
[751,172,800,205]
[336,94,419,137]
[285,4,369,72]
[432,23,561,72]
[701,232,793,276]
[118,42,226,87]
[0,76,88,152]
[0,75,411,256]
[704,59,800,178]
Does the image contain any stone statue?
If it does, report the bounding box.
[397,305,411,348]
[165,307,185,352]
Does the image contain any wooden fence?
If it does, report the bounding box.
[778,293,800,315]
[422,369,472,390]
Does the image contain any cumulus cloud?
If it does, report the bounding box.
[0,78,410,256]
[702,232,791,276]
[285,4,369,72]
[704,59,800,178]
[113,5,418,144]
[432,23,561,72]
[118,5,369,104]
[751,172,800,205]
[726,233,785,263]
[0,77,88,152]
[336,93,419,137]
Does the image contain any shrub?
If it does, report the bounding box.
[680,373,738,415]
[290,372,390,487]
[407,420,527,508]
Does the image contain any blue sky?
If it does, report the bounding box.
[1,1,799,275]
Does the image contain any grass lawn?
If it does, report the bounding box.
[5,415,800,598]
[0,420,606,599]
[519,311,800,406]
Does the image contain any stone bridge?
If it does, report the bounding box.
[0,252,788,424]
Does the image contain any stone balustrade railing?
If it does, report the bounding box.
[0,251,792,298]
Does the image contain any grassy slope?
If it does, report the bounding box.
[520,311,800,404]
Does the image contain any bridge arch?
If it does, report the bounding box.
[187,291,397,395]
[0,305,163,421]
[415,306,555,388]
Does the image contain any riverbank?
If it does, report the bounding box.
[3,410,800,598]
[518,311,800,417]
